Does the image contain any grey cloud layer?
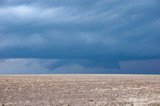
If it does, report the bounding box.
[0,0,160,70]
[0,58,160,74]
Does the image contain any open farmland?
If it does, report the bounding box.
[0,75,160,106]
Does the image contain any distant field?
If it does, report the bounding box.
[0,74,160,106]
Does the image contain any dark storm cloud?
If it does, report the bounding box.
[0,58,160,74]
[0,0,160,71]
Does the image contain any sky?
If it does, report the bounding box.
[0,0,160,74]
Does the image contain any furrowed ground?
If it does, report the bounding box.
[0,75,160,106]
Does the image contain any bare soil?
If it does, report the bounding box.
[0,74,160,106]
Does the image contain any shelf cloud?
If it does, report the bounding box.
[0,0,160,73]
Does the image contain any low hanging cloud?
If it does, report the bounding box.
[0,58,160,74]
[0,0,160,73]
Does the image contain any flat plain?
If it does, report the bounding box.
[0,74,160,106]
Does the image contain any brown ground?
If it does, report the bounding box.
[0,74,160,106]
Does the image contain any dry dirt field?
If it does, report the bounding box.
[0,74,160,106]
